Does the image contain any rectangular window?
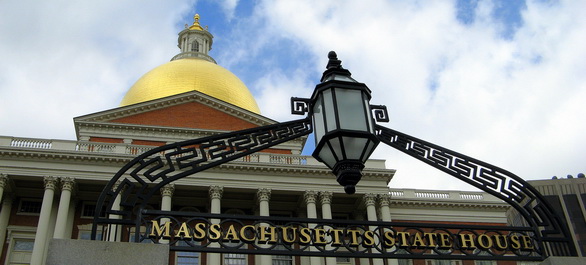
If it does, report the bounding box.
[224,253,246,265]
[81,202,106,218]
[398,259,413,265]
[272,245,293,265]
[176,241,199,265]
[336,257,352,264]
[18,199,42,214]
[8,239,34,264]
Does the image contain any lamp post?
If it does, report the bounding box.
[310,51,380,194]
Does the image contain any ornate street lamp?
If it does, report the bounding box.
[310,51,380,194]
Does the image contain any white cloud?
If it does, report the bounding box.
[0,0,194,139]
[1,0,584,192]
[250,0,586,190]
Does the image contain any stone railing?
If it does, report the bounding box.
[389,188,497,202]
[0,136,308,166]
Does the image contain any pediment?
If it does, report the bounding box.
[74,90,275,131]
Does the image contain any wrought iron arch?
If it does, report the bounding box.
[91,118,312,239]
[92,115,576,260]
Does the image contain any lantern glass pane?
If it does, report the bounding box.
[336,88,367,131]
[328,136,344,161]
[361,140,377,163]
[312,96,325,145]
[323,89,338,132]
[318,144,337,169]
[342,136,368,160]
[364,96,375,133]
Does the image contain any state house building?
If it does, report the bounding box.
[0,15,514,265]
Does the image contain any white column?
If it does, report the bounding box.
[31,176,58,265]
[305,190,322,265]
[208,186,223,265]
[364,194,383,265]
[319,192,336,265]
[161,184,175,211]
[0,196,12,252]
[54,177,75,239]
[0,173,7,204]
[379,194,399,265]
[257,188,272,265]
[160,184,174,244]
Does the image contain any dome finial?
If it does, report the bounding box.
[189,13,204,30]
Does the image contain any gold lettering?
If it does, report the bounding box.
[209,224,221,241]
[149,220,171,239]
[330,229,344,246]
[492,234,508,250]
[412,232,425,247]
[347,230,361,246]
[510,235,521,250]
[438,233,452,248]
[175,222,192,239]
[240,225,256,243]
[223,224,240,242]
[362,230,375,247]
[476,234,493,249]
[396,232,410,247]
[459,234,476,249]
[424,233,438,247]
[314,228,327,245]
[193,223,206,240]
[281,226,297,244]
[521,235,534,250]
[299,227,312,244]
[259,226,277,244]
[383,231,396,247]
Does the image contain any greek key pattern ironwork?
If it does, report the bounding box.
[92,118,312,236]
[291,97,311,115]
[375,125,576,257]
[370,105,389,122]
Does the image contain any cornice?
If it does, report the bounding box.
[0,147,393,179]
[390,199,509,209]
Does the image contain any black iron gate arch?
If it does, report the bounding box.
[92,54,576,261]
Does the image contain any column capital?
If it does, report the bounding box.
[256,188,271,202]
[209,185,223,200]
[0,173,8,189]
[304,190,318,204]
[43,176,59,191]
[319,191,333,205]
[362,193,377,207]
[378,194,391,207]
[60,177,75,192]
[161,184,175,197]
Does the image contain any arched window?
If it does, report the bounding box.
[191,40,199,52]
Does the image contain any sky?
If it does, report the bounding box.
[0,0,585,191]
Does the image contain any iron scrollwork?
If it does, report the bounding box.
[291,97,311,115]
[375,125,576,257]
[370,105,389,122]
[91,118,312,239]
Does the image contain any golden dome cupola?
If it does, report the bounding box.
[119,14,261,113]
[172,14,215,63]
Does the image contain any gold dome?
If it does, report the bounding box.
[120,58,260,113]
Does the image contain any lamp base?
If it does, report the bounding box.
[333,161,365,194]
